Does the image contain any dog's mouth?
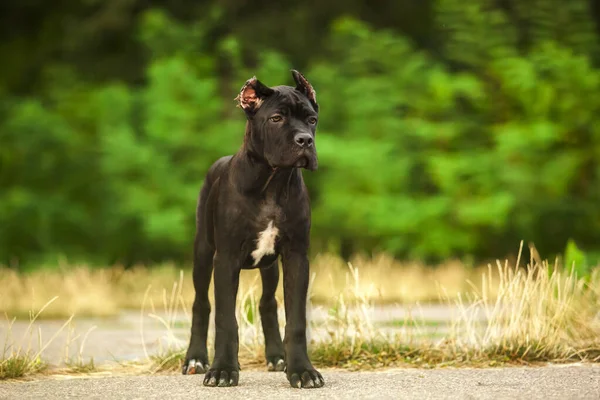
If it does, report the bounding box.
[293,151,318,171]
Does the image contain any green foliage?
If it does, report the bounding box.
[436,0,518,67]
[563,239,593,280]
[1,3,600,265]
[305,9,600,261]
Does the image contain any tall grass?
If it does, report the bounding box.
[447,250,600,361]
[311,243,600,368]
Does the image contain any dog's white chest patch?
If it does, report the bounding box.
[251,220,279,266]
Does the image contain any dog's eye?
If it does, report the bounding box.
[269,115,283,123]
[308,117,318,125]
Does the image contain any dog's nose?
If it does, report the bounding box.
[294,133,313,148]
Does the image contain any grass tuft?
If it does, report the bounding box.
[1,297,72,380]
[0,355,46,380]
[63,324,98,373]
[149,348,186,373]
[64,357,96,373]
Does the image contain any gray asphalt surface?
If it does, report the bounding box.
[1,364,599,400]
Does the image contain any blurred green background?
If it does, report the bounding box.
[1,0,600,268]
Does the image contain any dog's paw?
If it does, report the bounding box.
[287,368,325,389]
[182,358,210,375]
[266,357,285,372]
[203,369,240,387]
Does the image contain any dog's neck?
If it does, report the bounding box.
[232,127,300,198]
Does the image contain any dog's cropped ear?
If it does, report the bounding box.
[235,76,274,115]
[291,69,318,111]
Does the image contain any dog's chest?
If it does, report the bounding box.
[249,198,284,267]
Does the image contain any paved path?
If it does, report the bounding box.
[0,306,467,365]
[0,306,453,365]
[1,364,598,400]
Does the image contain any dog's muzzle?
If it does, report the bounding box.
[293,132,317,170]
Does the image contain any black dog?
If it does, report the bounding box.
[182,70,324,389]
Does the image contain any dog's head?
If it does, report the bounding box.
[235,70,319,171]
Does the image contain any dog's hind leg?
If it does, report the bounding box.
[260,263,285,371]
[183,184,215,375]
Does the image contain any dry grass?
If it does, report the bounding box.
[62,323,98,373]
[2,244,599,379]
[145,244,600,373]
[310,244,600,369]
[0,253,497,319]
[447,259,600,362]
[144,271,271,373]
[309,253,499,304]
[0,267,120,319]
[0,264,195,319]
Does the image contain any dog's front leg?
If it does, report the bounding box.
[281,248,325,389]
[204,251,240,387]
